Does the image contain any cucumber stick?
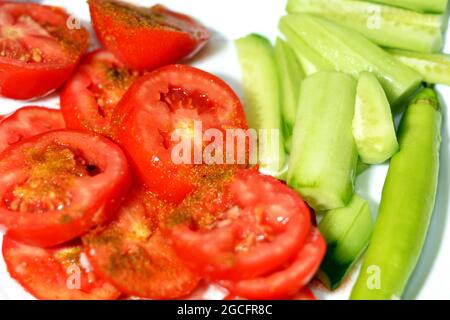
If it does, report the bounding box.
[288,72,358,211]
[362,0,448,13]
[286,0,445,53]
[278,21,333,76]
[388,49,450,86]
[351,88,442,300]
[318,194,373,290]
[235,34,286,177]
[353,72,399,164]
[275,38,305,153]
[279,14,423,105]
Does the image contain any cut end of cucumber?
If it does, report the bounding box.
[290,182,351,212]
[353,72,399,164]
[318,194,373,290]
[288,71,357,211]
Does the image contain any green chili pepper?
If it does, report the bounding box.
[351,88,442,300]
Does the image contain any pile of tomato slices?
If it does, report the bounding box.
[0,0,326,300]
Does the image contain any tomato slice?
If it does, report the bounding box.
[2,236,120,300]
[220,228,325,299]
[88,0,210,70]
[113,64,248,202]
[61,50,142,137]
[83,188,200,299]
[0,130,131,247]
[0,2,88,99]
[0,106,65,154]
[292,287,317,300]
[224,286,316,300]
[165,168,312,281]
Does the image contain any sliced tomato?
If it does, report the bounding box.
[225,286,316,300]
[164,168,312,281]
[88,0,209,70]
[221,228,326,299]
[0,2,89,99]
[83,188,200,299]
[61,50,142,137]
[113,64,248,202]
[0,106,65,154]
[0,130,131,247]
[292,287,316,300]
[2,237,120,300]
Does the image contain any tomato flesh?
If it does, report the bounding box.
[113,64,247,202]
[221,228,326,299]
[0,106,65,154]
[61,50,142,137]
[2,237,120,300]
[0,2,88,99]
[88,0,210,70]
[0,130,131,247]
[165,168,312,281]
[83,188,200,299]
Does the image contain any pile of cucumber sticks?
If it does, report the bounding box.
[235,0,447,300]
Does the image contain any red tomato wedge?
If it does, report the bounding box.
[164,168,312,281]
[88,0,210,70]
[61,50,142,137]
[0,2,88,100]
[221,228,326,299]
[83,188,200,299]
[2,237,120,300]
[0,106,65,154]
[0,130,131,247]
[113,64,248,202]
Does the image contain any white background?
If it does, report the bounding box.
[0,0,449,300]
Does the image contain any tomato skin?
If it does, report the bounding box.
[88,0,210,70]
[61,49,141,137]
[113,64,247,202]
[292,287,316,300]
[221,228,326,300]
[2,237,121,300]
[0,130,131,247]
[166,169,312,281]
[0,106,65,154]
[0,2,89,100]
[83,188,200,299]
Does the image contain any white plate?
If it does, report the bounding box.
[0,0,449,300]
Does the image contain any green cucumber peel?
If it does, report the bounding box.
[235,34,287,177]
[275,38,305,153]
[318,194,373,290]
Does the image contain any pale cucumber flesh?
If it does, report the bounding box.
[280,14,423,105]
[286,0,444,53]
[353,72,399,164]
[288,72,358,211]
[235,34,286,177]
[388,49,450,86]
[318,194,373,290]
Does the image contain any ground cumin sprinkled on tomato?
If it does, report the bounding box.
[94,0,180,31]
[4,145,90,213]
